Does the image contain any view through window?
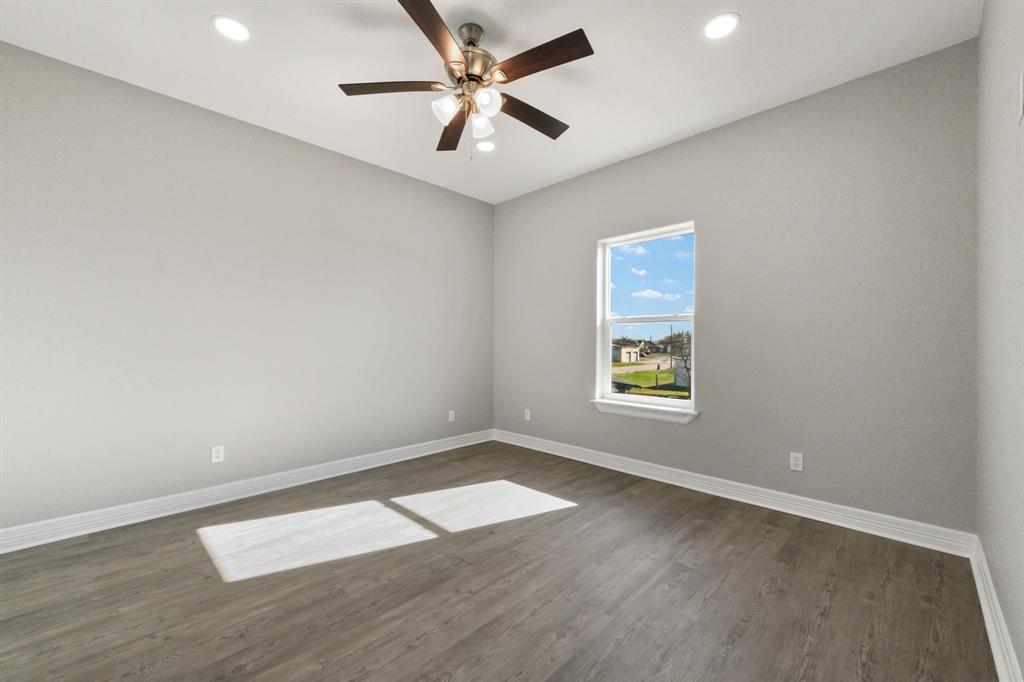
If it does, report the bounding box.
[600,225,694,404]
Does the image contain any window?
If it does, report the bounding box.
[593,222,698,423]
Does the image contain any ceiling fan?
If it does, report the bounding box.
[338,0,594,151]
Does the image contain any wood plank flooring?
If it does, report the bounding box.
[0,441,996,681]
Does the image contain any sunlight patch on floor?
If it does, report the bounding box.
[391,480,577,533]
[197,500,437,582]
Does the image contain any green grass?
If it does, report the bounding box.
[612,362,645,367]
[616,370,690,399]
[617,370,675,386]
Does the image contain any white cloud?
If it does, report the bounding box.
[619,244,649,256]
[661,278,677,285]
[630,267,647,276]
[685,305,694,312]
[631,289,685,301]
[675,251,692,260]
[668,235,684,240]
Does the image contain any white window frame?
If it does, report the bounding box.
[592,221,699,424]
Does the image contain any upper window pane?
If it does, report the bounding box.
[610,232,694,316]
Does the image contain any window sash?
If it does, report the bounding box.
[600,222,694,249]
[596,222,695,408]
[607,314,693,323]
[598,321,695,405]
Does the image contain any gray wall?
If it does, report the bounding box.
[0,43,494,527]
[494,41,978,531]
[976,0,1024,665]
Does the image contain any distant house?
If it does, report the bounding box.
[612,345,640,363]
[638,340,664,354]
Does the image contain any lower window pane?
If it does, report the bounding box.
[610,321,692,400]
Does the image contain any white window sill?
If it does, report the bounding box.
[591,398,700,424]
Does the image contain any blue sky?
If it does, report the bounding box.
[611,232,694,319]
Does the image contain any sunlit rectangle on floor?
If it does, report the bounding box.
[197,500,437,582]
[391,480,576,532]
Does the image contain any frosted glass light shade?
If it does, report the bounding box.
[470,113,494,139]
[474,87,502,118]
[431,95,460,125]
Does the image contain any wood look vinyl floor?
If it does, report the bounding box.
[0,442,996,681]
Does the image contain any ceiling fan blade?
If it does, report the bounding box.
[436,107,468,151]
[490,28,594,83]
[397,0,466,68]
[500,94,570,139]
[338,81,448,96]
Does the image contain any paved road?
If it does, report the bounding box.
[611,353,675,375]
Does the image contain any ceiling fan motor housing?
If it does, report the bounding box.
[446,23,497,84]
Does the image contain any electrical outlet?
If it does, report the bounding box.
[524,408,531,421]
[448,409,456,423]
[789,452,804,472]
[211,445,225,463]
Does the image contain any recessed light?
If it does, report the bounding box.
[475,140,495,152]
[212,15,250,42]
[704,12,740,40]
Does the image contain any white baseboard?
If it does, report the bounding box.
[971,539,1024,682]
[0,429,492,554]
[494,428,1022,681]
[492,429,975,556]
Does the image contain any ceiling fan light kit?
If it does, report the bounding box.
[337,0,594,152]
[474,87,502,118]
[470,113,495,139]
[431,94,461,125]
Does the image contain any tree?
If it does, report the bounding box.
[659,330,692,370]
[612,336,637,347]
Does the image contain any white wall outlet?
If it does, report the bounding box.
[789,452,804,472]
[524,409,531,421]
[211,445,225,463]
[448,409,456,423]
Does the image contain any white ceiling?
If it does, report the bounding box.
[1,1,982,204]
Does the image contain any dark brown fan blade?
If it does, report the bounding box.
[397,0,465,67]
[500,94,569,139]
[436,107,468,151]
[490,28,593,83]
[338,81,447,96]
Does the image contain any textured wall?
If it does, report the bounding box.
[494,41,978,530]
[976,0,1024,666]
[1,44,494,526]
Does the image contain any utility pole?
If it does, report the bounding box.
[670,323,674,369]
